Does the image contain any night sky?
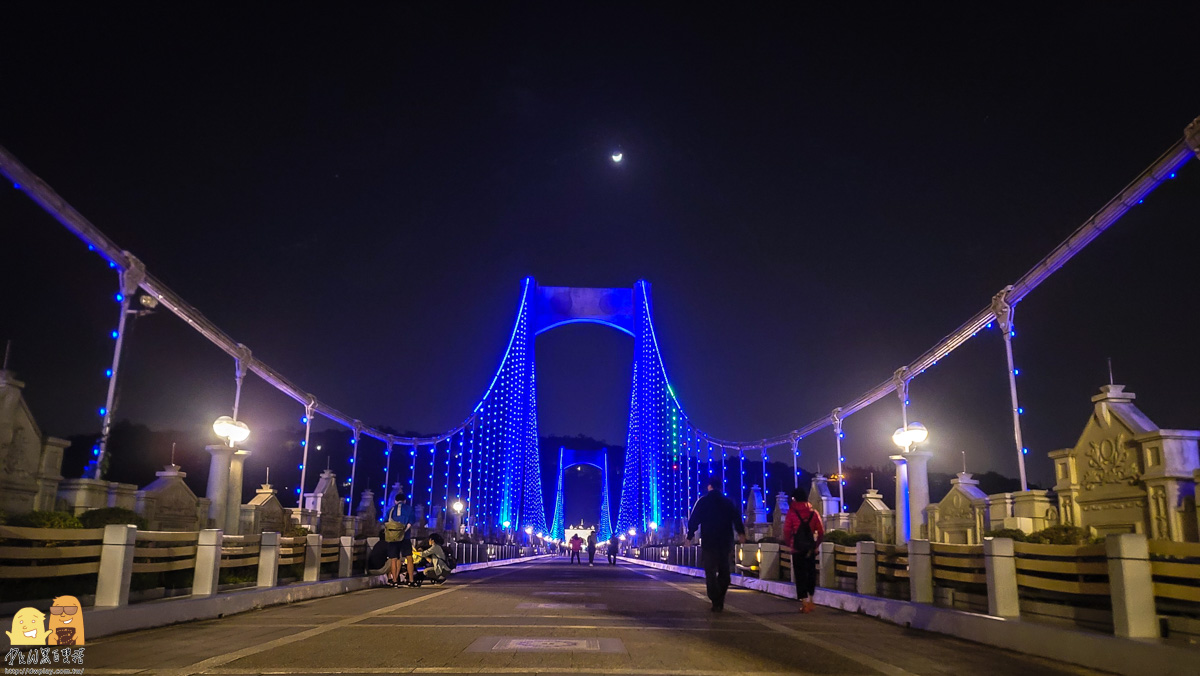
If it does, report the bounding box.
[3,5,1199,495]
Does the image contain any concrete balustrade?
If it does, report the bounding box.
[855,540,877,595]
[1106,533,1159,638]
[258,531,280,587]
[304,533,322,582]
[908,538,933,603]
[338,535,354,578]
[818,541,836,588]
[192,528,224,596]
[983,536,1019,617]
[95,524,137,607]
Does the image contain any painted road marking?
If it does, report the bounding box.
[464,636,625,653]
[516,602,607,609]
[532,590,599,596]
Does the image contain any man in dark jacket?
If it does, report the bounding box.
[686,476,746,612]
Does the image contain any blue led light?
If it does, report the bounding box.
[840,456,846,462]
[1022,448,1029,455]
[115,293,124,302]
[93,449,99,456]
[105,369,113,377]
[108,261,116,268]
[349,458,354,464]
[110,330,119,339]
[298,464,303,469]
[1013,368,1020,375]
[350,439,356,445]
[1018,407,1024,414]
[300,440,306,447]
[986,322,993,329]
[87,245,94,251]
[1010,330,1016,337]
[13,183,20,189]
[301,416,308,424]
[99,407,107,416]
[1169,173,1176,178]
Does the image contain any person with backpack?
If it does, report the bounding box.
[384,492,416,587]
[568,533,584,564]
[686,476,746,612]
[782,486,826,613]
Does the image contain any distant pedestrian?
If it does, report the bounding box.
[384,492,416,587]
[586,531,597,566]
[782,486,825,613]
[569,534,583,564]
[686,476,746,612]
[606,536,619,565]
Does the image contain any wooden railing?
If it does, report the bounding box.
[221,534,261,570]
[1013,541,1109,597]
[1149,539,1200,612]
[0,525,106,580]
[931,543,986,585]
[133,530,199,575]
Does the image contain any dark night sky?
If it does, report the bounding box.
[2,4,1199,492]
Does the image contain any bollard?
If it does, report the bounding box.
[983,537,1019,618]
[338,536,353,578]
[856,540,877,596]
[257,532,280,587]
[304,533,321,582]
[908,539,933,604]
[192,528,224,596]
[1107,533,1159,638]
[818,541,836,588]
[95,524,137,607]
[759,542,781,580]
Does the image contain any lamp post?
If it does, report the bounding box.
[649,521,658,545]
[891,412,931,544]
[452,500,465,534]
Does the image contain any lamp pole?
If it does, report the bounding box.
[992,287,1029,492]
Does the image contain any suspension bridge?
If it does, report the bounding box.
[1,116,1199,676]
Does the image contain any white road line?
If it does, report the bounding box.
[153,567,520,676]
[191,668,843,675]
[629,567,918,676]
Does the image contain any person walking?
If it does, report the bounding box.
[586,530,597,566]
[569,533,583,564]
[384,492,416,587]
[782,486,826,613]
[686,476,746,612]
[606,536,619,565]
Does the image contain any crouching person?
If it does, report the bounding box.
[412,533,451,586]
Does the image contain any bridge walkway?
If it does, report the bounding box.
[80,556,1103,676]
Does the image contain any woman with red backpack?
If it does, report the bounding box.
[782,486,825,613]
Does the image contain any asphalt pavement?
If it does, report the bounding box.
[76,555,1107,676]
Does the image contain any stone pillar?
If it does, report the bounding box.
[338,535,354,578]
[818,541,836,588]
[192,528,223,596]
[890,455,910,545]
[983,537,1019,618]
[759,542,781,580]
[225,449,251,535]
[772,492,789,540]
[357,489,377,526]
[257,531,280,587]
[905,449,932,540]
[908,539,933,603]
[304,533,321,582]
[1106,533,1159,638]
[855,540,877,596]
[205,444,235,527]
[95,524,137,607]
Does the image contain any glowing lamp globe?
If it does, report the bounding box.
[891,427,909,449]
[524,526,533,535]
[628,528,637,536]
[649,522,658,531]
[907,422,928,444]
[452,500,464,514]
[611,151,623,163]
[619,534,627,541]
[502,520,511,529]
[213,416,250,444]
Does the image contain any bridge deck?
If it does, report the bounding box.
[81,556,1101,676]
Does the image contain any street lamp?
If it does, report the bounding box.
[891,421,928,450]
[649,521,658,544]
[213,416,250,446]
[452,500,465,514]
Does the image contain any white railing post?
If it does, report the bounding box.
[338,536,353,578]
[95,524,136,607]
[257,532,280,587]
[1106,533,1159,638]
[908,539,933,604]
[855,541,877,595]
[192,528,223,597]
[304,533,321,582]
[759,542,781,580]
[983,537,1019,617]
[818,541,836,588]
